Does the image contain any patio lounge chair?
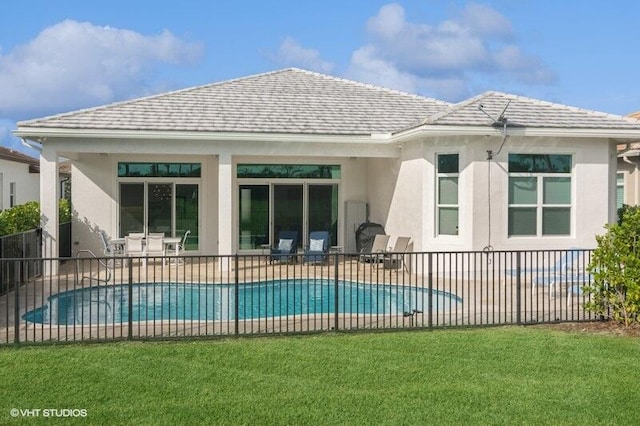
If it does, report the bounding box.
[303,231,330,264]
[270,230,299,263]
[382,236,411,271]
[359,234,390,263]
[532,249,591,296]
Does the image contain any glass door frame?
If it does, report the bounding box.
[117,177,201,248]
[237,178,340,252]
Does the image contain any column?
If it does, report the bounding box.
[217,153,233,271]
[40,145,59,275]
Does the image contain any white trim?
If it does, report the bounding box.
[16,124,640,147]
[14,127,392,144]
[393,125,640,141]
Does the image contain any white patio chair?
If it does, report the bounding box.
[125,234,145,266]
[168,230,191,264]
[146,234,166,266]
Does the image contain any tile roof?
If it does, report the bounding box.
[18,68,451,135]
[419,91,640,130]
[0,146,39,166]
[17,70,640,137]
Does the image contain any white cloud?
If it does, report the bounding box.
[0,20,203,118]
[347,2,554,100]
[347,45,418,93]
[273,37,334,73]
[0,119,38,156]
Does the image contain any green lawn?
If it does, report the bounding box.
[1,327,639,425]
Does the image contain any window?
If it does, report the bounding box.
[616,172,625,211]
[508,154,572,236]
[437,154,459,235]
[237,164,340,179]
[118,162,201,178]
[9,182,16,208]
[119,182,199,250]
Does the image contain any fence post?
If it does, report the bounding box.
[334,253,339,331]
[14,260,21,345]
[234,254,239,336]
[516,252,522,325]
[427,252,433,329]
[127,257,133,340]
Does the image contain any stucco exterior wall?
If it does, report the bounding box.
[54,132,616,257]
[473,136,611,251]
[381,135,613,253]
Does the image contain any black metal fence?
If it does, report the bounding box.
[0,229,42,295]
[0,249,598,345]
[0,222,71,295]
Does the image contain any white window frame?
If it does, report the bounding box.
[436,153,459,236]
[9,182,16,208]
[508,160,573,238]
[616,172,625,210]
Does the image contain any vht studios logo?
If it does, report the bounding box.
[10,408,88,418]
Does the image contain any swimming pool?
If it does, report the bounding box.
[23,280,462,325]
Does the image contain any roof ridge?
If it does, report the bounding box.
[423,91,497,125]
[286,67,452,105]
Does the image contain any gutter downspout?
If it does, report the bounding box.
[20,137,43,153]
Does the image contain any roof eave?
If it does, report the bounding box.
[13,127,394,144]
[392,124,640,142]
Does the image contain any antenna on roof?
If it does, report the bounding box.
[479,99,512,254]
[478,100,511,160]
[478,100,511,127]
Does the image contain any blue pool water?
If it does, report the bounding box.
[23,280,462,325]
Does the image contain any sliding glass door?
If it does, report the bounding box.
[308,184,338,246]
[119,182,199,250]
[175,184,199,250]
[120,183,144,235]
[148,183,172,235]
[273,185,303,248]
[237,182,339,250]
[239,185,269,250]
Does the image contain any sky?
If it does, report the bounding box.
[2,0,640,156]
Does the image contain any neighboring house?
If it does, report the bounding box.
[0,146,40,211]
[0,146,71,212]
[616,111,640,211]
[13,68,640,271]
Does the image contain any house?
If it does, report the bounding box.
[0,146,71,213]
[0,146,40,211]
[616,111,640,211]
[13,68,640,273]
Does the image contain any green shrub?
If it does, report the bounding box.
[0,199,72,237]
[616,204,640,225]
[59,198,71,223]
[0,201,40,236]
[586,207,640,326]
